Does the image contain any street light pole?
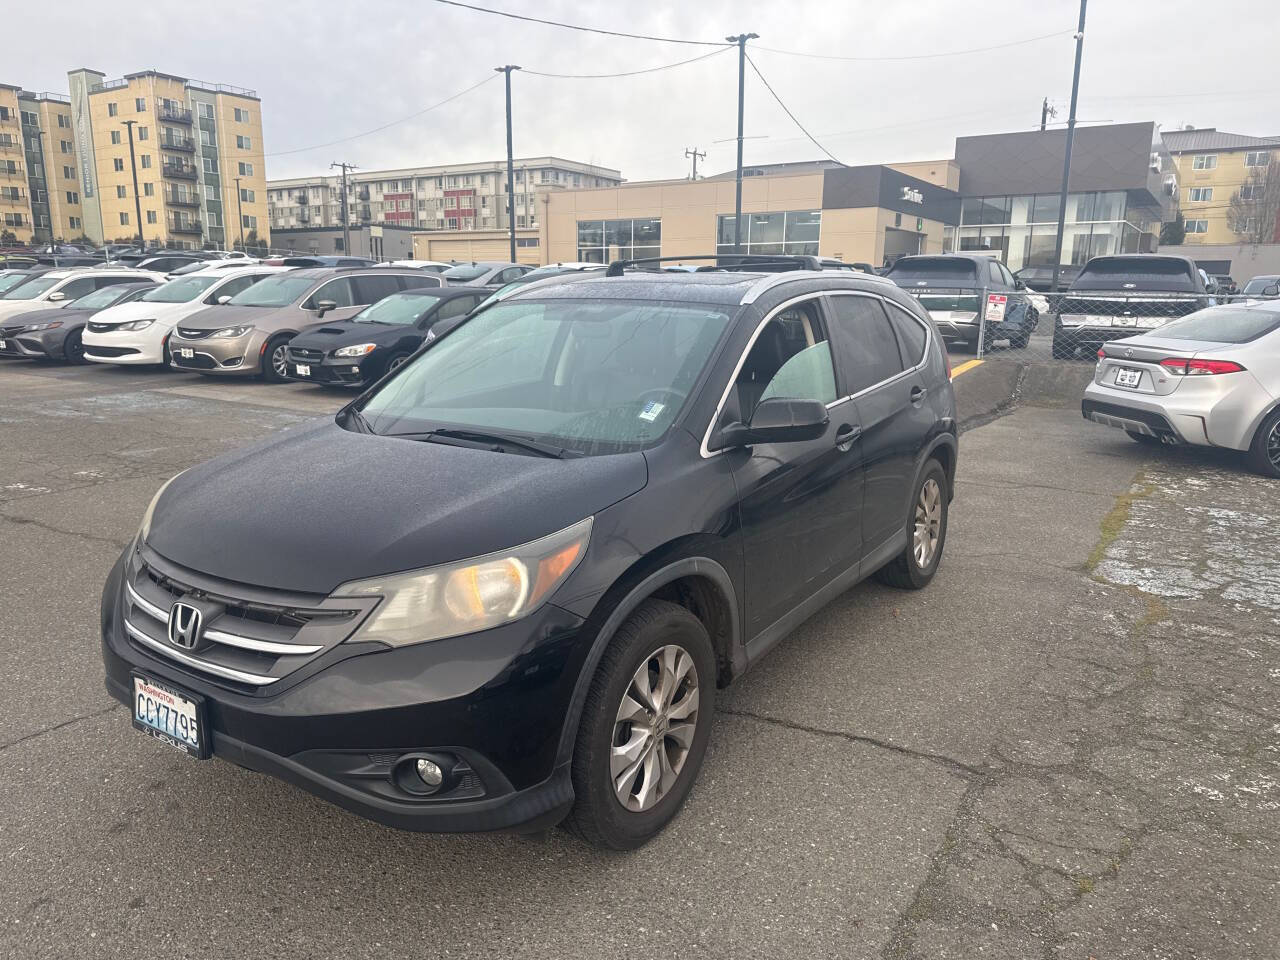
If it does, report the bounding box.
[495,65,521,263]
[121,120,145,249]
[1050,0,1088,292]
[727,33,758,254]
[330,161,355,255]
[234,176,245,251]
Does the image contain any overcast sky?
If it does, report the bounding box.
[9,0,1278,183]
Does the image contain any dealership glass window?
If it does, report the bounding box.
[714,210,820,256]
[577,218,662,263]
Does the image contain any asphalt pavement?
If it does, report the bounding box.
[1,358,1276,959]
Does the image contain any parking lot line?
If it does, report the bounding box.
[950,359,984,378]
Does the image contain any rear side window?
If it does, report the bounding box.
[59,277,98,299]
[353,275,403,304]
[433,296,478,321]
[827,295,906,394]
[885,303,928,366]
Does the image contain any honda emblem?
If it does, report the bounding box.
[167,602,203,650]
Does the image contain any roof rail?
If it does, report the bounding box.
[604,254,827,278]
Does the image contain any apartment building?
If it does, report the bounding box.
[267,158,621,235]
[0,84,30,242]
[1162,128,1280,245]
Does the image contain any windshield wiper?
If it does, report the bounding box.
[387,427,571,459]
[343,405,375,433]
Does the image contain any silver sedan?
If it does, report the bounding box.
[1082,300,1280,477]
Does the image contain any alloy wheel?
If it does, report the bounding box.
[271,344,289,378]
[1268,421,1280,469]
[388,355,407,373]
[913,477,942,569]
[611,644,700,813]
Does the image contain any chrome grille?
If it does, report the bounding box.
[288,346,325,363]
[175,327,214,340]
[122,547,375,689]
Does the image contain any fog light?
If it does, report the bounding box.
[415,758,443,788]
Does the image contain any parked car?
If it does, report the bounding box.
[1242,275,1280,297]
[133,254,205,275]
[97,244,141,260]
[1083,300,1280,477]
[0,280,160,363]
[262,255,377,268]
[1210,274,1238,297]
[0,267,49,296]
[83,266,292,368]
[168,258,261,277]
[167,267,440,381]
[377,259,455,273]
[0,267,152,325]
[100,255,957,848]
[440,261,533,288]
[1013,264,1082,292]
[885,253,1036,350]
[285,287,489,387]
[1053,255,1212,359]
[474,263,604,311]
[0,254,40,269]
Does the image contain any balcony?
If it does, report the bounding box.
[169,218,202,235]
[159,104,193,124]
[162,162,198,181]
[159,135,196,153]
[165,191,201,208]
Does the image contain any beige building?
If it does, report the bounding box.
[1162,128,1280,245]
[0,84,30,242]
[412,228,543,265]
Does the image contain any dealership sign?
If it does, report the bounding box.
[900,186,924,204]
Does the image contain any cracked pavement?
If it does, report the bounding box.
[1,359,1277,959]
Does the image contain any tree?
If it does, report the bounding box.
[1159,206,1185,246]
[1227,159,1280,247]
[0,229,17,246]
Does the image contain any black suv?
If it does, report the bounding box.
[100,255,958,848]
[1053,254,1212,359]
[885,254,1036,351]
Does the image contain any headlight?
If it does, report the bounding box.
[117,319,154,331]
[138,471,186,544]
[210,324,253,338]
[25,321,63,331]
[332,516,592,647]
[334,343,378,358]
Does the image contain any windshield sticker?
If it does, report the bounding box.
[638,400,665,422]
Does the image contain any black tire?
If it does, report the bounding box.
[1247,406,1280,479]
[1125,430,1162,446]
[384,351,411,378]
[261,334,292,383]
[874,459,949,590]
[62,329,87,365]
[1011,309,1036,349]
[564,599,716,850]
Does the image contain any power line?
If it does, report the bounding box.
[430,0,726,46]
[522,46,730,78]
[753,29,1073,62]
[744,53,845,167]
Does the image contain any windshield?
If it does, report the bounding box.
[69,285,138,310]
[353,293,440,325]
[1073,257,1196,291]
[0,273,38,295]
[887,258,978,286]
[356,298,732,455]
[141,275,221,303]
[1153,305,1280,344]
[228,274,315,307]
[442,264,490,281]
[1242,277,1279,295]
[2,276,61,300]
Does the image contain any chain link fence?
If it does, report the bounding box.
[895,285,1280,364]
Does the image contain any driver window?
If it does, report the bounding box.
[729,300,837,423]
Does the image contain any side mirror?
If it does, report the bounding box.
[315,298,337,317]
[1263,284,1279,297]
[47,291,67,302]
[217,295,233,305]
[708,397,829,451]
[1014,278,1027,290]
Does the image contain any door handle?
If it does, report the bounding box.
[910,386,928,405]
[835,423,861,451]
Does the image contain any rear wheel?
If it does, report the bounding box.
[62,329,87,364]
[565,599,715,849]
[874,460,949,590]
[261,335,291,383]
[1247,407,1280,479]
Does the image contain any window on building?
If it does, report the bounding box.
[57,113,69,128]
[238,162,253,176]
[62,165,74,179]
[135,97,146,112]
[197,102,214,120]
[69,216,81,230]
[110,130,121,145]
[576,218,663,263]
[108,102,118,117]
[60,139,72,153]
[1245,151,1271,167]
[65,191,78,204]
[119,212,129,225]
[1244,216,1258,233]
[236,135,251,149]
[1191,154,1217,170]
[516,237,539,248]
[447,217,459,229]
[146,210,157,224]
[715,210,821,256]
[207,210,221,227]
[140,155,151,169]
[205,184,220,200]
[234,107,250,123]
[202,157,216,173]
[1184,219,1209,234]
[137,126,148,141]
[1240,183,1261,201]
[242,214,257,229]
[144,182,154,196]
[116,185,127,199]
[240,188,255,203]
[1188,187,1213,202]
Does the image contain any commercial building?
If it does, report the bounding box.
[536,122,1174,272]
[0,68,268,250]
[270,224,418,261]
[1161,127,1280,245]
[266,158,621,233]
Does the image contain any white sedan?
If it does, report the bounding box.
[82,265,291,366]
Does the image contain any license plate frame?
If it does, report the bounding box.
[131,672,209,759]
[294,363,311,377]
[1115,366,1142,389]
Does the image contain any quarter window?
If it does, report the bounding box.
[884,302,929,366]
[827,296,906,395]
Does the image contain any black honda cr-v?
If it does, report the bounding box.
[101,256,959,848]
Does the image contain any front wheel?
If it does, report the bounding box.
[63,329,87,364]
[1247,407,1280,479]
[565,599,716,849]
[874,459,949,590]
[261,334,291,383]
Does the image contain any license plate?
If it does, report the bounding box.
[1115,367,1142,388]
[0,339,6,349]
[178,347,194,359]
[131,674,208,759]
[294,363,311,377]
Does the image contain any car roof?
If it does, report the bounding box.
[888,253,996,266]
[187,264,290,278]
[278,266,421,280]
[446,261,518,269]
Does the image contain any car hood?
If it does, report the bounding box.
[91,298,200,324]
[291,320,411,350]
[146,420,649,594]
[0,299,57,323]
[2,305,75,330]
[175,303,282,332]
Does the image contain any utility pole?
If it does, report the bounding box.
[234,176,245,251]
[495,65,521,263]
[121,120,145,250]
[330,161,355,254]
[726,33,758,254]
[1040,97,1057,132]
[685,147,706,181]
[1050,0,1088,292]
